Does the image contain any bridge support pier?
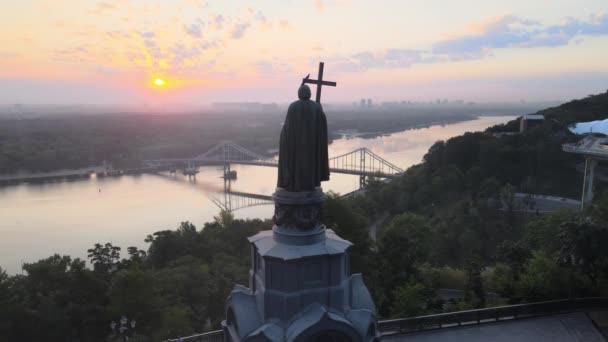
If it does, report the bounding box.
[359,175,366,189]
[581,158,598,209]
[224,163,231,175]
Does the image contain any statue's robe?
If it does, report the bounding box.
[277,98,330,192]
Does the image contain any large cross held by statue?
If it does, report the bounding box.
[302,62,337,103]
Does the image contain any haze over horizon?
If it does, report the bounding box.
[1,0,608,106]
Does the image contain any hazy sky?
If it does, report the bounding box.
[1,0,608,105]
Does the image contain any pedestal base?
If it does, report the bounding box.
[222,188,379,341]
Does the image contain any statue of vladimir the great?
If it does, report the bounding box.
[277,84,330,192]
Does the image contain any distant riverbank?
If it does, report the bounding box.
[0,114,479,181]
[0,105,534,176]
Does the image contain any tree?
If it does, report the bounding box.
[558,216,608,289]
[523,210,573,253]
[500,183,516,213]
[213,209,234,229]
[496,240,531,278]
[0,266,12,341]
[488,263,516,299]
[374,213,431,314]
[464,257,485,308]
[121,247,147,269]
[155,257,215,331]
[515,251,574,302]
[478,177,501,201]
[8,255,109,341]
[87,243,122,275]
[108,267,156,329]
[324,193,372,273]
[145,222,198,268]
[390,283,428,318]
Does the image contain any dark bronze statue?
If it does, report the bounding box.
[277,84,330,192]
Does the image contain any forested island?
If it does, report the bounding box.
[1,92,607,341]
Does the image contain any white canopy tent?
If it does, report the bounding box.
[569,118,608,135]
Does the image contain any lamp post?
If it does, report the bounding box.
[110,315,137,341]
[130,319,136,336]
[120,315,128,341]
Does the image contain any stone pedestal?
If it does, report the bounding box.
[222,188,378,342]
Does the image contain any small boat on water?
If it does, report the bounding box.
[222,170,237,180]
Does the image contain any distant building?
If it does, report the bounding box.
[520,114,545,132]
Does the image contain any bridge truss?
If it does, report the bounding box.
[210,187,273,212]
[328,148,404,187]
[144,141,404,188]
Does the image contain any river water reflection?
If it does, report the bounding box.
[0,116,514,273]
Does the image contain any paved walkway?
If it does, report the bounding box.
[383,312,605,342]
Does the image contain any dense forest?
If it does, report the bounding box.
[0,103,539,175]
[1,92,608,341]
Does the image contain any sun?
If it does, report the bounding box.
[154,78,165,87]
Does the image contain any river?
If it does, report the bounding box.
[0,115,515,274]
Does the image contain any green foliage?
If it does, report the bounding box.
[156,306,194,341]
[390,283,429,318]
[88,242,122,274]
[557,216,608,288]
[495,240,531,276]
[464,258,485,308]
[371,213,431,314]
[108,268,156,321]
[515,251,579,302]
[323,193,373,273]
[213,209,235,229]
[436,266,466,290]
[361,91,608,315]
[380,213,431,275]
[486,263,516,298]
[0,213,270,340]
[0,255,108,341]
[523,210,572,252]
[500,183,516,212]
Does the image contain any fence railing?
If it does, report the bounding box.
[164,330,223,342]
[166,297,608,341]
[377,297,608,336]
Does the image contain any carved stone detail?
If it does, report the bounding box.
[272,187,325,231]
[273,203,322,230]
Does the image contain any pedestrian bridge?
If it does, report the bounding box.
[143,141,404,185]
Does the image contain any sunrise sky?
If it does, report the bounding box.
[1,0,608,105]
